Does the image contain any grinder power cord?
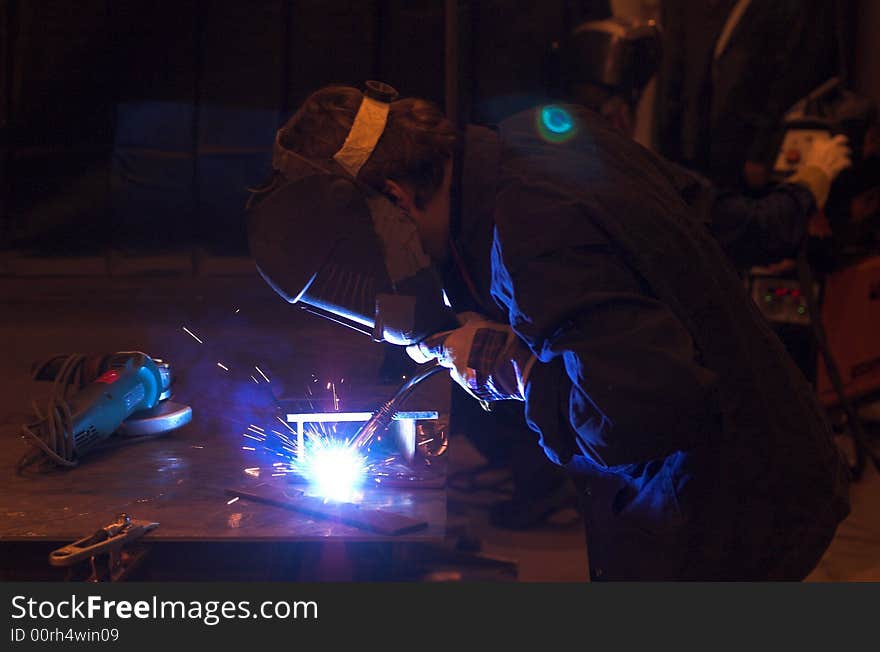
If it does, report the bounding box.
[18,352,192,472]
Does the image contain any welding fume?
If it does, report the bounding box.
[247,72,851,581]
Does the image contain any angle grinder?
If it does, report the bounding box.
[19,351,192,470]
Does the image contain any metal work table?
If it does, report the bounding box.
[0,276,450,579]
[0,418,446,543]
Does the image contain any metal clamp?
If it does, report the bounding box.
[49,513,158,581]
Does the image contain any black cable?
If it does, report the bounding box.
[17,353,88,471]
[796,249,880,479]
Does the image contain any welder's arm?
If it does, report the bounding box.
[506,246,719,469]
[711,135,851,266]
[665,138,850,268]
[708,182,816,268]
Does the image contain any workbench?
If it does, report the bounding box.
[0,275,450,580]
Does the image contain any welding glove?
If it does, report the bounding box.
[407,317,536,402]
[790,134,852,210]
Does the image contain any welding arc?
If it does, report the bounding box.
[350,361,444,450]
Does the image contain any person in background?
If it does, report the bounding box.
[654,0,839,191]
[562,16,852,270]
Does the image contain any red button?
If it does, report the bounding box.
[96,369,120,384]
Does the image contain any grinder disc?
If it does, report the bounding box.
[118,400,193,437]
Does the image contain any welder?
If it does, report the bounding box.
[247,81,850,580]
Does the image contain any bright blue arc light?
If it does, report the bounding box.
[541,105,574,134]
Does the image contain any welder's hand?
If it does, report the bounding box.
[791,134,852,210]
[407,319,536,402]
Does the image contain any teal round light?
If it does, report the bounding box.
[541,106,573,134]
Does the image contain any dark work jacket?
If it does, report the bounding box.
[446,106,850,580]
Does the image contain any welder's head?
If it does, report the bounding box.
[246,82,459,345]
[561,17,661,137]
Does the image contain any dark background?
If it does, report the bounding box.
[0,0,611,257]
[1,1,877,259]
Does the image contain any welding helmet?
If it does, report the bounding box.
[247,81,457,345]
[562,17,661,107]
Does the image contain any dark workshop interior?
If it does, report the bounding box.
[1,0,879,582]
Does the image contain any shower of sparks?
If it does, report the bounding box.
[226,496,240,505]
[217,362,229,372]
[255,366,271,383]
[182,326,204,344]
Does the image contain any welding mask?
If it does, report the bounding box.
[562,17,661,107]
[247,81,457,345]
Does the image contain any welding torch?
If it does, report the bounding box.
[350,360,445,450]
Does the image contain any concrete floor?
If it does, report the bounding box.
[0,267,877,581]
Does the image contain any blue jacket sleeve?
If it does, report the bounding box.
[664,160,817,267]
[708,183,816,267]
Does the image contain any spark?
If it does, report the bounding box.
[276,416,296,434]
[323,381,340,411]
[241,446,255,451]
[234,307,240,314]
[182,326,204,344]
[247,424,265,434]
[418,438,435,446]
[255,366,271,383]
[244,467,260,477]
[226,496,240,505]
[251,375,259,384]
[217,362,229,372]
[242,433,263,442]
